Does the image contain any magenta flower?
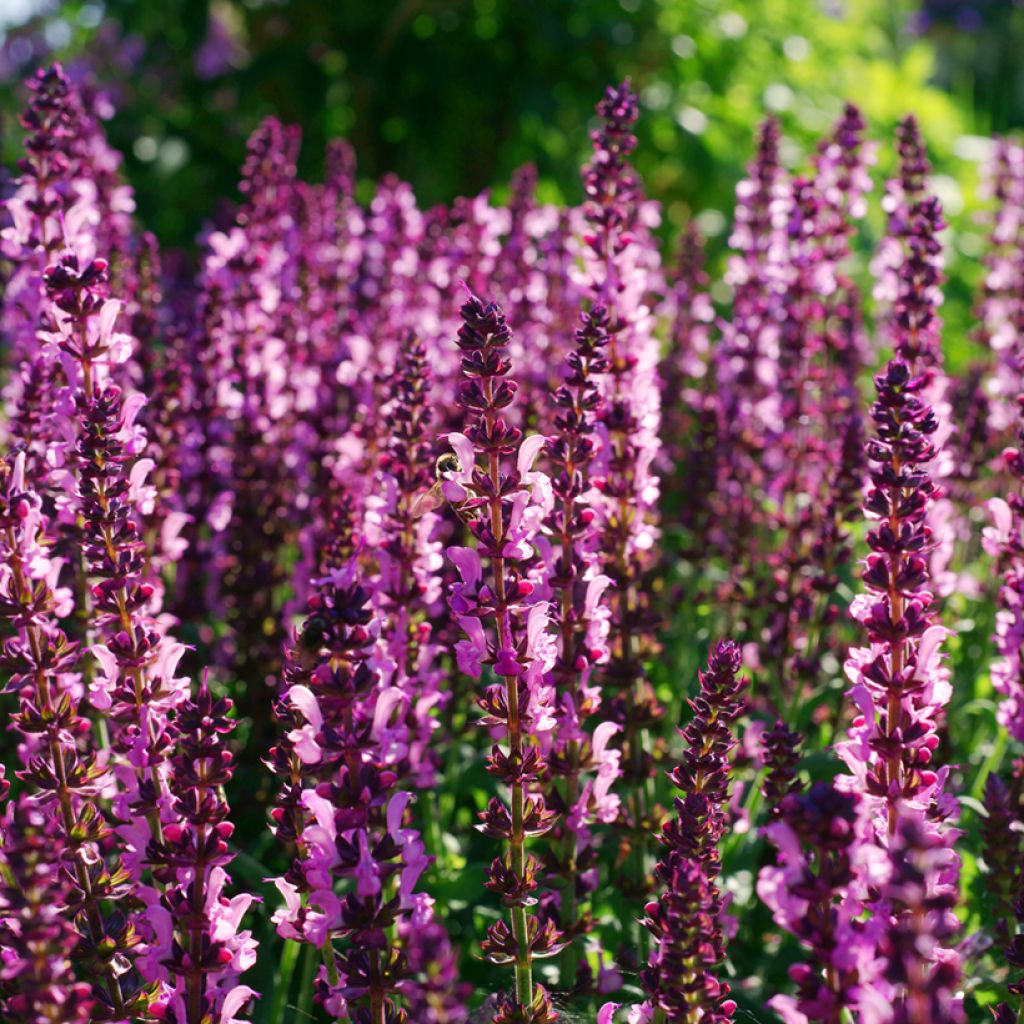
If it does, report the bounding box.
[579,79,665,926]
[444,293,562,1022]
[0,797,98,1024]
[539,304,620,988]
[638,640,747,1023]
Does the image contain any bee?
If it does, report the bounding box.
[411,452,465,519]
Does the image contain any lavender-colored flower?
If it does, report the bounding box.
[2,64,87,477]
[837,359,953,833]
[580,79,664,920]
[541,304,618,988]
[365,331,447,789]
[186,117,304,722]
[872,117,954,476]
[0,797,97,1024]
[985,412,1024,744]
[396,914,471,1024]
[0,448,154,1018]
[980,773,1022,950]
[834,358,963,1018]
[149,686,257,1024]
[36,227,257,1017]
[638,640,747,1023]
[878,815,965,1024]
[269,509,436,1023]
[719,116,788,432]
[444,293,562,1020]
[758,782,885,1024]
[976,139,1024,437]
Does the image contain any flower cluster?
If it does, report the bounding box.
[836,359,952,835]
[8,54,1024,1024]
[758,782,883,1024]
[0,797,97,1024]
[986,399,1024,744]
[541,304,619,989]
[268,538,431,1023]
[637,640,747,1023]
[150,686,257,1023]
[581,80,664,921]
[445,294,562,1021]
[365,331,447,789]
[0,451,152,1018]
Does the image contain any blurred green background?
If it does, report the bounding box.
[0,0,1018,361]
[0,0,1010,241]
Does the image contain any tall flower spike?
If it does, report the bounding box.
[0,457,153,1017]
[985,394,1024,744]
[581,79,664,930]
[719,116,788,427]
[837,360,954,833]
[878,815,965,1024]
[50,251,187,876]
[0,797,96,1024]
[42,239,258,1016]
[835,360,963,1019]
[149,685,257,1024]
[1,64,86,477]
[542,304,618,990]
[760,718,804,822]
[976,139,1024,436]
[638,640,747,1023]
[757,782,884,1024]
[980,773,1023,950]
[445,293,562,1022]
[660,222,717,555]
[269,502,433,1024]
[367,331,447,789]
[758,105,873,706]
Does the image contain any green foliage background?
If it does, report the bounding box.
[0,0,1011,373]
[0,0,1007,361]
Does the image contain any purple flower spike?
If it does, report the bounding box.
[0,798,98,1024]
[0,452,151,1015]
[269,506,438,1023]
[581,79,664,925]
[638,640,747,1023]
[759,782,877,1024]
[542,304,618,988]
[445,293,562,1021]
[985,405,1024,744]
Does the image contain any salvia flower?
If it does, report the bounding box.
[0,451,152,1017]
[760,718,804,822]
[977,139,1024,435]
[444,293,562,1021]
[269,515,434,1024]
[835,358,963,1018]
[0,797,96,1024]
[580,79,664,920]
[836,360,954,837]
[541,304,618,989]
[638,640,747,1023]
[877,814,965,1024]
[980,772,1022,950]
[758,782,887,1024]
[365,330,447,789]
[1,63,88,476]
[986,403,1024,744]
[148,686,257,1024]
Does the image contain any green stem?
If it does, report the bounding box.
[483,373,533,1007]
[267,939,300,1024]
